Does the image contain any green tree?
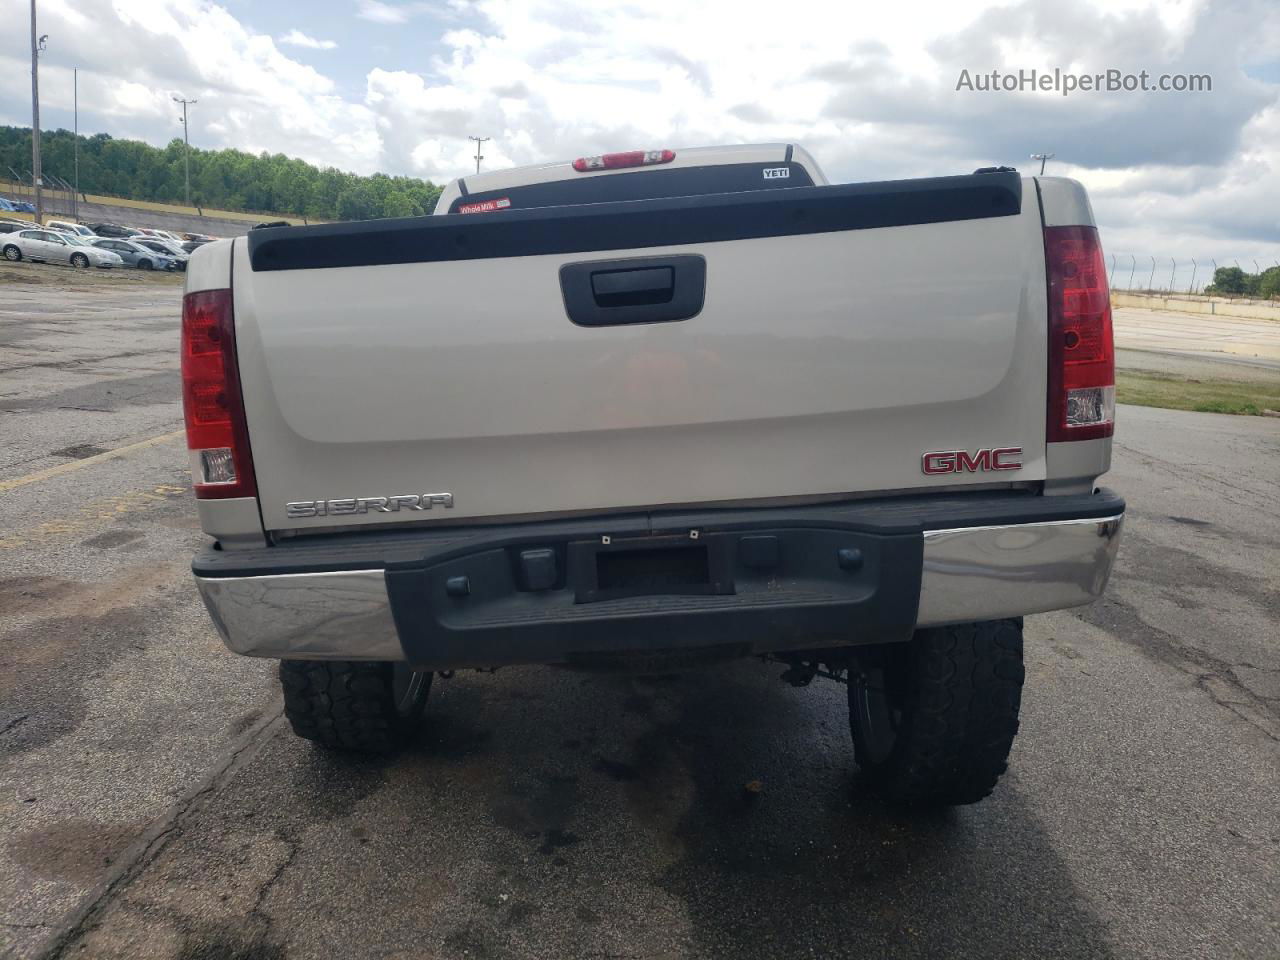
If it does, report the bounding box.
[381,190,420,218]
[1255,266,1280,300]
[335,181,376,221]
[1205,267,1248,296]
[0,124,442,222]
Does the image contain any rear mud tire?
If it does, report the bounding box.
[848,618,1024,807]
[280,660,431,754]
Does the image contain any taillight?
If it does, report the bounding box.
[572,149,675,172]
[181,289,256,498]
[1044,225,1114,442]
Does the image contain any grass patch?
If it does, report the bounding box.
[1116,369,1280,416]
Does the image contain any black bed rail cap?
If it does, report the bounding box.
[247,170,1023,272]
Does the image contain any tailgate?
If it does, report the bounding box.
[232,173,1049,532]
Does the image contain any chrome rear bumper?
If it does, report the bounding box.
[916,514,1123,627]
[197,570,403,661]
[194,510,1124,663]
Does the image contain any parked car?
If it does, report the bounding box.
[9,200,36,213]
[0,197,17,212]
[3,228,123,268]
[135,238,190,271]
[182,232,214,243]
[46,219,97,238]
[87,222,141,239]
[62,234,125,268]
[0,219,32,234]
[186,144,1124,810]
[91,237,178,270]
[181,239,211,254]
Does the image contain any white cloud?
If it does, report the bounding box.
[0,0,379,172]
[356,0,434,25]
[358,0,1280,261]
[279,29,337,51]
[0,0,1275,263]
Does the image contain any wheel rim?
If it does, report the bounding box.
[3,247,17,261]
[852,667,901,765]
[72,254,88,268]
[391,662,427,718]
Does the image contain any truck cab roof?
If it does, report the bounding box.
[433,143,827,215]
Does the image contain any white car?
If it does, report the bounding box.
[46,219,98,239]
[136,228,184,243]
[2,228,124,268]
[64,234,125,268]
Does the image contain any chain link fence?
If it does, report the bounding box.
[1107,254,1280,297]
[2,172,84,219]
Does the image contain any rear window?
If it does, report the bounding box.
[448,161,814,214]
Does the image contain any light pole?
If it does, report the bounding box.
[173,95,197,207]
[469,136,489,175]
[1030,152,1055,175]
[73,67,78,220]
[30,1,46,224]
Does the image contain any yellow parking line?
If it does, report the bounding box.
[0,429,186,493]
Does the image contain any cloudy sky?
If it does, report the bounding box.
[1,0,1278,274]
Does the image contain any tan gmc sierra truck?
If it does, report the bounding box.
[181,143,1123,806]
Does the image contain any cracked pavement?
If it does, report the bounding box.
[0,275,1277,960]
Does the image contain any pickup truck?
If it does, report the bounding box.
[184,143,1123,806]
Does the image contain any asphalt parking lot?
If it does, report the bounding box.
[1,267,1277,960]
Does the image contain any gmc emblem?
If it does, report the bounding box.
[922,447,1023,475]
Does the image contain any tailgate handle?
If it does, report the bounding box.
[560,255,705,327]
[591,267,673,307]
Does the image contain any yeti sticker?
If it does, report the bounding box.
[762,167,790,179]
